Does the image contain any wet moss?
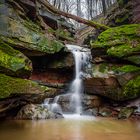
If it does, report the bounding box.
[0,40,32,77]
[88,20,109,30]
[113,65,140,73]
[0,16,65,54]
[91,24,140,58]
[0,74,49,99]
[122,76,140,100]
[107,44,140,57]
[125,55,140,65]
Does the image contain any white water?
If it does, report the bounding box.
[44,44,92,117]
[66,44,92,115]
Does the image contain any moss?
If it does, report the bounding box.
[0,74,49,99]
[115,12,129,24]
[98,63,108,73]
[0,15,65,54]
[122,76,140,100]
[91,24,140,58]
[113,65,140,73]
[117,0,129,7]
[88,20,109,30]
[125,55,140,65]
[107,43,140,57]
[0,40,32,77]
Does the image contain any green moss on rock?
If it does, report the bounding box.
[125,55,140,65]
[91,24,140,58]
[0,74,49,99]
[114,65,140,73]
[0,6,65,55]
[0,40,32,77]
[92,63,140,79]
[121,76,140,100]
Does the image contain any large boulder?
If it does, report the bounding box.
[85,64,140,101]
[0,40,32,78]
[0,1,65,56]
[16,104,63,120]
[91,24,140,60]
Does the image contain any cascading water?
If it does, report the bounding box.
[44,44,92,116]
[66,44,92,115]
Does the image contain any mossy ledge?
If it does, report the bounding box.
[0,74,49,99]
[0,40,32,78]
[91,24,140,58]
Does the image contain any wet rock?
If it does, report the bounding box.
[16,104,63,120]
[82,108,98,116]
[91,24,140,59]
[82,94,101,109]
[85,68,140,101]
[47,53,74,69]
[118,107,135,119]
[0,40,32,78]
[84,77,121,101]
[105,0,140,26]
[51,94,102,113]
[0,73,55,99]
[0,1,65,56]
[99,107,113,117]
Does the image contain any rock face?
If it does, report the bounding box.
[52,94,102,113]
[16,104,63,120]
[0,40,32,78]
[91,24,140,60]
[0,74,51,99]
[0,0,65,56]
[106,0,140,26]
[85,24,140,101]
[0,0,75,120]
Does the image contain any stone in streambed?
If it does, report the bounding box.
[16,104,63,120]
[118,107,135,119]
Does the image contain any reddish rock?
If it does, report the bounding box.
[84,77,122,101]
[30,69,72,84]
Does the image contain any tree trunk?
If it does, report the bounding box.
[39,0,109,31]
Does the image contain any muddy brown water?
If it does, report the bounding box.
[0,116,140,140]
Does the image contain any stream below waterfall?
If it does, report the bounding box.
[0,118,140,140]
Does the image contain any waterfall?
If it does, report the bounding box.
[66,44,92,115]
[44,44,92,116]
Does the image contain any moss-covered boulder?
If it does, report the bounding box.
[0,74,51,99]
[0,40,32,77]
[85,63,140,101]
[91,63,140,77]
[0,3,65,56]
[84,75,140,101]
[91,24,140,59]
[122,76,140,100]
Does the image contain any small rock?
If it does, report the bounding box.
[82,108,98,116]
[118,107,135,119]
[99,107,112,117]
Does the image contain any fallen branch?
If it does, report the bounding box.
[39,0,109,31]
